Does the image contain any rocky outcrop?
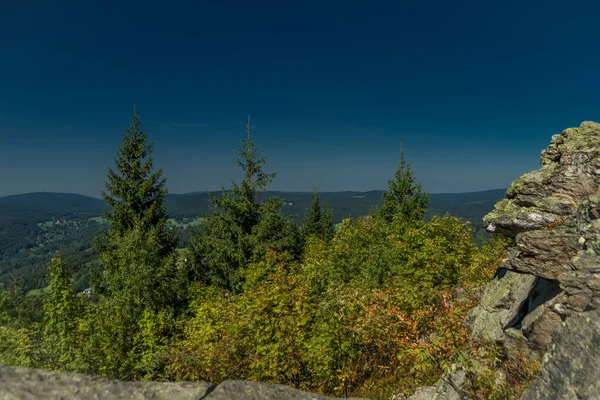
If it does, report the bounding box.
[0,365,363,400]
[413,121,600,399]
[473,121,600,398]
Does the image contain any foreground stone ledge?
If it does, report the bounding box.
[0,366,366,400]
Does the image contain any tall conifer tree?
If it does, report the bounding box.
[301,188,334,242]
[190,116,298,292]
[90,109,181,377]
[99,107,175,255]
[97,108,177,293]
[86,108,184,379]
[322,204,335,241]
[225,114,277,234]
[376,148,429,224]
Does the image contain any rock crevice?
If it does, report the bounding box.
[412,121,600,399]
[477,122,600,399]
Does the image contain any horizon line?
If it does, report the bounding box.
[0,187,509,200]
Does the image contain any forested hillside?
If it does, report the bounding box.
[0,113,534,399]
[0,190,504,292]
[0,193,105,215]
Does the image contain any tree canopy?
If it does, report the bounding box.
[0,113,533,399]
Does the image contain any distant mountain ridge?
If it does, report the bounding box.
[0,192,105,217]
[0,189,507,224]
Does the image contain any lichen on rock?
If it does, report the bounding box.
[414,121,600,399]
[476,121,600,398]
[466,269,537,343]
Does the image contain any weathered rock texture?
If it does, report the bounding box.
[405,369,466,400]
[478,122,600,399]
[412,121,600,399]
[0,365,362,400]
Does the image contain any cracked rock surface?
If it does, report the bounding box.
[411,121,600,399]
[477,122,600,399]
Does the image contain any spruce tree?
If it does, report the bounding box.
[227,114,276,234]
[190,116,298,292]
[303,188,322,236]
[322,204,335,241]
[301,188,334,242]
[99,108,176,256]
[97,109,178,299]
[90,110,181,377]
[376,148,429,224]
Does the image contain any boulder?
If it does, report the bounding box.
[0,365,214,400]
[467,269,537,343]
[203,380,345,400]
[0,365,365,400]
[481,122,600,398]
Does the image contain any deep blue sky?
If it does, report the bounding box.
[2,0,600,197]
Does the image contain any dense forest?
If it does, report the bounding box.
[0,113,537,399]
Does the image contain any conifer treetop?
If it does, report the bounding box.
[301,187,334,242]
[101,109,172,242]
[235,115,276,205]
[377,147,429,224]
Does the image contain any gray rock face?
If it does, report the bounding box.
[407,370,466,400]
[477,122,600,398]
[413,121,600,399]
[0,366,362,400]
[466,269,537,343]
[521,310,600,400]
[504,228,580,280]
[0,366,214,400]
[203,380,341,400]
[472,123,600,342]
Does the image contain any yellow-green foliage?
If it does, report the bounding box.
[0,326,34,367]
[390,215,476,291]
[43,257,80,371]
[133,308,176,380]
[460,235,511,286]
[67,297,178,379]
[164,215,511,398]
[1,205,523,398]
[458,343,541,400]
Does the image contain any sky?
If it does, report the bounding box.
[2,0,600,197]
